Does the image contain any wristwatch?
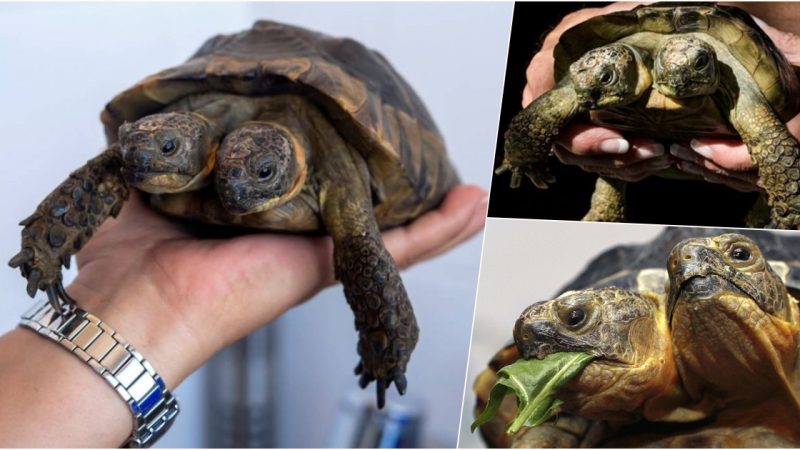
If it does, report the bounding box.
[20,299,180,448]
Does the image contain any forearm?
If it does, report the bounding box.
[0,328,132,447]
[0,277,204,447]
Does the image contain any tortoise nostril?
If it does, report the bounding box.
[231,168,244,178]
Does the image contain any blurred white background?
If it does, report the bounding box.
[0,2,511,447]
[458,220,663,448]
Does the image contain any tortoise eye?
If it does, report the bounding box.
[731,246,751,261]
[161,139,177,155]
[257,164,275,181]
[599,70,616,85]
[566,308,586,327]
[694,54,709,70]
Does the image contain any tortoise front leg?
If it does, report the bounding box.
[582,176,627,222]
[319,166,417,409]
[497,79,580,189]
[730,99,800,229]
[9,146,129,309]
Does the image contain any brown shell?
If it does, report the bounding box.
[553,3,800,119]
[100,20,455,205]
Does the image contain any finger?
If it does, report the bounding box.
[555,124,667,158]
[553,140,665,168]
[382,185,488,270]
[676,160,763,193]
[679,139,756,171]
[555,124,629,155]
[588,155,674,182]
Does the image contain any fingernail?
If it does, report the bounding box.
[669,143,688,156]
[690,139,713,159]
[636,143,665,158]
[479,195,489,207]
[598,138,629,154]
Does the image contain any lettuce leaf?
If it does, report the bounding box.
[471,352,594,434]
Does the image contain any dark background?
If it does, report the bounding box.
[488,2,761,226]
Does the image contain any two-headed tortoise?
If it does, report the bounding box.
[8,20,459,407]
[498,3,800,229]
[474,227,800,447]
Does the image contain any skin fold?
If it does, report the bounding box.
[667,233,800,440]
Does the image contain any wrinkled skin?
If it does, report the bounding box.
[667,233,800,439]
[513,287,684,422]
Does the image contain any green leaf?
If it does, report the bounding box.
[471,352,594,434]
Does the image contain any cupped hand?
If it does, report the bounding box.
[522,2,668,182]
[66,186,487,387]
[522,3,800,188]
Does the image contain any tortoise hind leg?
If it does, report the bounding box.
[9,146,129,310]
[317,148,417,409]
[582,176,627,222]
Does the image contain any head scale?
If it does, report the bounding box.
[569,43,652,109]
[119,112,214,193]
[215,123,305,215]
[653,36,719,98]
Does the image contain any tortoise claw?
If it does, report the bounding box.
[18,212,41,227]
[26,269,42,298]
[8,248,34,269]
[354,361,364,375]
[358,373,375,389]
[392,371,408,396]
[376,379,387,409]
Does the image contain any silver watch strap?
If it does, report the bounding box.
[20,299,180,448]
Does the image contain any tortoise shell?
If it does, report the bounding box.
[100,20,455,214]
[553,3,800,121]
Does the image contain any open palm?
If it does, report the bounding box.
[66,185,487,385]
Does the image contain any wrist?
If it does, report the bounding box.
[66,274,206,388]
[0,329,133,446]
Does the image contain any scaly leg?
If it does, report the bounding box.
[497,80,580,189]
[317,142,417,408]
[582,176,627,222]
[729,93,800,229]
[9,146,129,310]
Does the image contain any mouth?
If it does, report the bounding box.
[123,169,193,192]
[669,274,751,322]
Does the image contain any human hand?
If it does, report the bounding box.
[66,185,487,390]
[671,17,800,192]
[522,2,671,182]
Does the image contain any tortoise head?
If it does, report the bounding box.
[119,112,216,193]
[653,36,719,99]
[667,233,799,402]
[514,287,678,421]
[568,43,652,109]
[215,122,307,215]
[667,233,790,322]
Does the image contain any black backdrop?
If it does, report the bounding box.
[488,2,760,227]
